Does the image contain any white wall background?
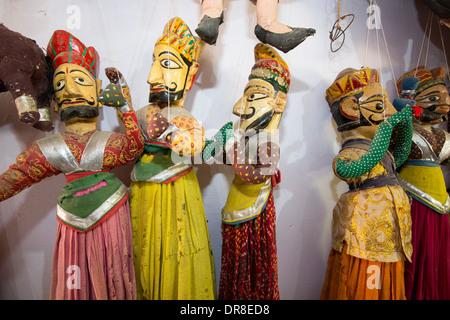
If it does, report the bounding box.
[0,0,449,300]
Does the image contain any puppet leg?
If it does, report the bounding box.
[196,0,224,45]
[253,0,316,53]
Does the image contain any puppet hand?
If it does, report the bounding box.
[147,112,170,140]
[98,82,128,108]
[105,67,132,107]
[385,105,413,127]
[215,121,234,149]
[105,67,124,85]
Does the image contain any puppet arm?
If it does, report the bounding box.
[227,140,280,184]
[202,121,234,162]
[0,142,58,201]
[146,112,205,157]
[335,105,413,179]
[98,79,145,165]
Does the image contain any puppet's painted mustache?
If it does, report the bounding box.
[241,107,256,120]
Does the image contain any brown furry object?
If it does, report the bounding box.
[0,24,54,131]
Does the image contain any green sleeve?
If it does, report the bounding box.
[202,121,234,162]
[336,106,413,179]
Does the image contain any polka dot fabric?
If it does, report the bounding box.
[336,106,413,179]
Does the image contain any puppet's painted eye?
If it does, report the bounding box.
[418,95,440,103]
[74,77,91,86]
[54,80,65,91]
[247,92,268,102]
[160,59,181,69]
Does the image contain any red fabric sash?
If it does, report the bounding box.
[65,170,108,183]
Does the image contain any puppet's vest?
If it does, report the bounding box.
[221,173,272,225]
[398,124,450,214]
[131,105,193,183]
[220,129,277,225]
[36,131,128,232]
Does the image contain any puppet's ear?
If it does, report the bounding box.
[339,96,360,120]
[274,91,287,113]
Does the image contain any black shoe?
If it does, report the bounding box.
[195,11,224,45]
[254,24,316,53]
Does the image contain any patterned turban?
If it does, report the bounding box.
[47,30,99,78]
[326,67,380,106]
[155,17,205,65]
[249,43,290,93]
[396,66,446,96]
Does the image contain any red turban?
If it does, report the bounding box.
[47,30,99,77]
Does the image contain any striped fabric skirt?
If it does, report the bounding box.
[49,200,137,300]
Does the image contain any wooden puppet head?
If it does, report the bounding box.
[47,30,102,126]
[147,17,205,108]
[233,43,290,134]
[396,66,450,124]
[326,67,397,140]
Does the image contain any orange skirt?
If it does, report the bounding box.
[320,243,406,300]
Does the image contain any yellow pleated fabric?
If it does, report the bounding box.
[399,164,448,205]
[130,170,216,300]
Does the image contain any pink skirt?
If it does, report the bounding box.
[49,200,137,300]
[405,199,450,300]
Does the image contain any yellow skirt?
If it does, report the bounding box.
[130,170,216,300]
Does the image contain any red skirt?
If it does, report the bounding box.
[218,191,279,300]
[405,199,450,300]
[49,200,137,300]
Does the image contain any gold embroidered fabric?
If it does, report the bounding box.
[331,147,412,263]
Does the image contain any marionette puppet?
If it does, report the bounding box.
[0,24,54,131]
[195,0,316,53]
[320,67,416,300]
[202,43,288,300]
[0,30,145,300]
[394,66,450,300]
[129,17,216,300]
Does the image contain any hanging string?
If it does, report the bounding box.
[374,0,398,98]
[166,0,180,121]
[166,0,171,119]
[364,0,373,67]
[438,16,450,82]
[415,10,432,77]
[424,12,433,68]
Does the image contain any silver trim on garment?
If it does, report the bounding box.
[56,184,128,230]
[398,177,450,214]
[221,178,272,224]
[37,133,81,173]
[36,131,112,173]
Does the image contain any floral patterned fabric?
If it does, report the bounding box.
[219,190,279,300]
[331,146,412,263]
[0,111,143,201]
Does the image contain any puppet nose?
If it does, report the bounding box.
[232,97,246,116]
[64,76,82,95]
[148,64,163,85]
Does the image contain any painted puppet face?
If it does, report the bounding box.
[414,83,450,124]
[233,78,286,133]
[340,83,396,139]
[53,63,101,121]
[147,44,195,105]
